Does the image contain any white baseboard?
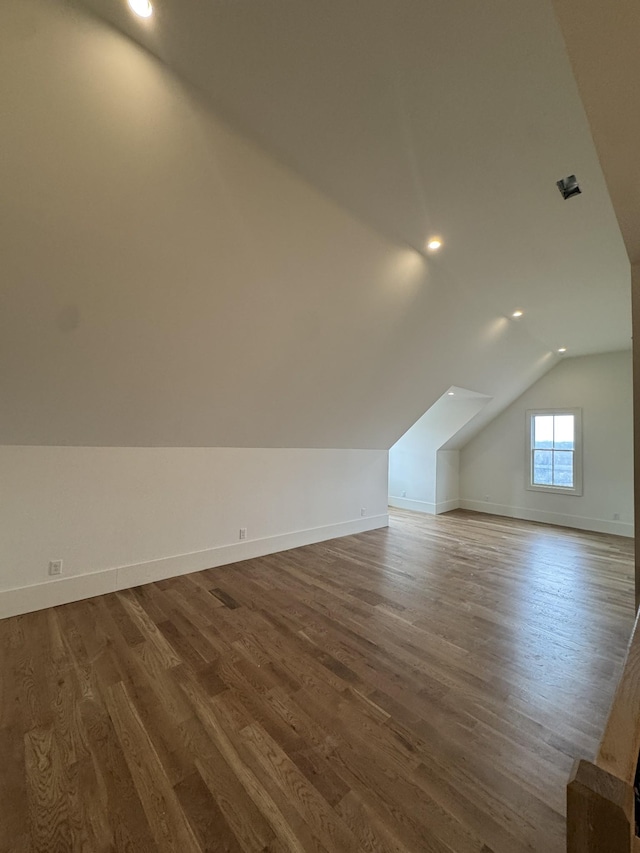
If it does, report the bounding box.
[388,496,436,514]
[388,496,461,516]
[0,514,388,620]
[436,499,461,515]
[459,500,633,538]
[0,571,119,622]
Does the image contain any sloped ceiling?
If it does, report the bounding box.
[552,0,640,266]
[395,387,493,458]
[75,0,631,354]
[0,0,631,449]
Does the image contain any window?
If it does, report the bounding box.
[526,409,582,495]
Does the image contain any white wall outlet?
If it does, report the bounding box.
[484,495,490,501]
[360,508,366,517]
[49,559,63,576]
[239,528,247,540]
[614,513,620,521]
[401,490,407,498]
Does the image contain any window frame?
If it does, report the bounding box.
[525,408,583,496]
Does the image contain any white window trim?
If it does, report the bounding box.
[525,408,583,496]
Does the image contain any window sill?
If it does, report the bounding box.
[526,483,583,496]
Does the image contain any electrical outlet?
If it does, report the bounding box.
[401,490,407,498]
[613,513,620,521]
[360,508,366,517]
[484,495,490,501]
[239,528,247,540]
[49,560,63,576]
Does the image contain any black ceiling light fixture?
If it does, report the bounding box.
[557,174,582,200]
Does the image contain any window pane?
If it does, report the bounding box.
[533,416,553,449]
[554,415,574,450]
[553,450,574,487]
[533,450,553,485]
[528,411,580,493]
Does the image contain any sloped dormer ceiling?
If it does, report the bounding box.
[0,0,630,449]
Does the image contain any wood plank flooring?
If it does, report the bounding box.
[0,509,635,853]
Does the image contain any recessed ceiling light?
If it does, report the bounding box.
[558,347,567,353]
[447,391,455,396]
[511,310,523,318]
[427,239,442,251]
[128,0,153,18]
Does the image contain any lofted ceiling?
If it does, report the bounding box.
[76,0,631,356]
[0,0,631,449]
[552,0,640,266]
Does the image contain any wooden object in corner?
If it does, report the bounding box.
[568,608,640,852]
[567,759,634,853]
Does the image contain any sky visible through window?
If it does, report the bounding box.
[532,414,574,487]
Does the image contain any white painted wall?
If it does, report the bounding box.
[460,351,633,536]
[436,450,460,513]
[0,447,388,618]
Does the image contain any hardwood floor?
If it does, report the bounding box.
[0,509,635,853]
